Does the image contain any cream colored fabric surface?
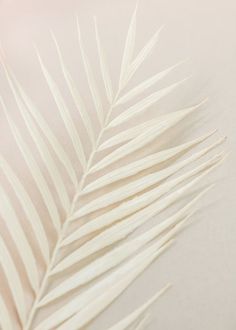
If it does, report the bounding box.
[0,0,235,329]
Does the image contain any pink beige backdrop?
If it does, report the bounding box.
[0,0,236,329]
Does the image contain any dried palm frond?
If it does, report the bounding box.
[0,4,225,330]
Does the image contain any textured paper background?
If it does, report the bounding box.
[0,0,235,329]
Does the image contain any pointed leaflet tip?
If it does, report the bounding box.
[175,57,190,66]
[0,43,6,59]
[202,183,216,195]
[0,49,6,67]
[158,24,165,34]
[49,29,58,45]
[161,282,172,293]
[186,97,210,114]
[133,0,139,16]
[0,95,9,119]
[123,23,165,88]
[119,3,138,90]
[50,32,62,61]
[32,42,39,54]
[33,44,44,68]
[168,58,188,70]
[94,13,114,103]
[219,151,229,163]
[0,50,16,86]
[195,129,217,143]
[198,97,209,106]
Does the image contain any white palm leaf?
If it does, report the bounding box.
[8,68,78,185]
[0,155,49,262]
[0,5,225,330]
[51,31,96,147]
[94,17,114,104]
[36,51,87,170]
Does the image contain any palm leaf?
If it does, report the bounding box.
[0,155,49,262]
[116,60,184,105]
[0,185,39,292]
[77,18,105,125]
[0,4,225,330]
[51,31,96,147]
[2,64,70,212]
[1,97,61,231]
[108,77,189,128]
[90,130,216,190]
[36,50,87,170]
[94,17,114,104]
[119,3,137,90]
[8,68,78,185]
[125,25,163,85]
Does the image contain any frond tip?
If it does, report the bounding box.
[108,284,171,330]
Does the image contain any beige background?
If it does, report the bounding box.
[0,0,236,329]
